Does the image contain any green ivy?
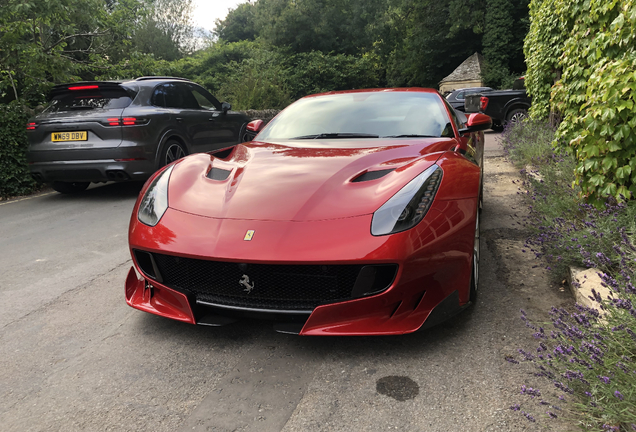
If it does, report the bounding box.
[0,103,38,198]
[525,0,636,204]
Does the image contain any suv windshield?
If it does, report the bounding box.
[257,91,453,141]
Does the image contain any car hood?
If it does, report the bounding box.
[167,139,452,221]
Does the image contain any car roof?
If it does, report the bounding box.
[450,87,491,93]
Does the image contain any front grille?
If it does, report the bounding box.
[152,253,365,311]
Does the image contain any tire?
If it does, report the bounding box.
[161,140,187,166]
[239,123,250,143]
[51,181,90,194]
[506,108,528,125]
[469,211,480,303]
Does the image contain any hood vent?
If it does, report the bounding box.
[210,147,234,159]
[351,169,394,183]
[207,167,231,181]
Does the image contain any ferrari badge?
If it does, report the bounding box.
[244,230,255,241]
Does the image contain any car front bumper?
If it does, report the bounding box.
[126,200,476,335]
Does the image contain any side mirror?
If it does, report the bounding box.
[458,113,492,134]
[246,119,265,133]
[221,102,231,113]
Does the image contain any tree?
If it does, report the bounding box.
[0,0,156,104]
[131,0,196,61]
[214,2,257,43]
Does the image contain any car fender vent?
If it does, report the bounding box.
[351,169,394,183]
[133,249,163,283]
[207,167,232,181]
[350,264,398,298]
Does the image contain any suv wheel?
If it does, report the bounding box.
[507,108,528,125]
[163,140,187,166]
[51,181,90,194]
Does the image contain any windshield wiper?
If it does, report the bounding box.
[292,133,379,139]
[381,134,438,138]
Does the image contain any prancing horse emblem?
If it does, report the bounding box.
[239,274,255,293]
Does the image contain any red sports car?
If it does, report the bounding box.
[125,88,491,335]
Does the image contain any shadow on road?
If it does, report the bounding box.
[47,181,145,202]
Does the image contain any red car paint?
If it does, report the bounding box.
[126,88,490,335]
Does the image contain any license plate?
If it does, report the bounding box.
[52,131,87,142]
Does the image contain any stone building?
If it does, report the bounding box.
[439,53,485,94]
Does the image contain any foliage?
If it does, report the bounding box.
[216,57,292,110]
[0,103,38,198]
[503,120,636,429]
[172,41,380,109]
[249,0,386,56]
[214,2,257,43]
[131,0,197,61]
[501,119,636,277]
[282,51,380,100]
[524,0,636,204]
[513,287,636,429]
[215,0,530,90]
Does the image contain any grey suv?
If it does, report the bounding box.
[27,77,250,193]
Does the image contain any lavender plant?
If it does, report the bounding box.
[501,120,636,429]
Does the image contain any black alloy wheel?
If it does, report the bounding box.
[163,140,187,166]
[507,108,528,125]
[51,181,90,194]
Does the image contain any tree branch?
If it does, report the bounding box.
[46,32,109,53]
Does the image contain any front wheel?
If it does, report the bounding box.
[51,181,90,194]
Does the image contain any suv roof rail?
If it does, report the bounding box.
[135,76,192,82]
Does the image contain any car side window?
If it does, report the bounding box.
[176,83,200,109]
[161,83,185,108]
[456,92,465,100]
[151,85,167,107]
[188,84,222,111]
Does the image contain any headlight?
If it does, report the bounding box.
[371,164,442,236]
[137,165,175,226]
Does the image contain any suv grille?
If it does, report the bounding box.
[151,253,366,311]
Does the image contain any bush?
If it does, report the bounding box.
[503,120,636,429]
[0,103,38,198]
[524,0,636,204]
[502,119,636,278]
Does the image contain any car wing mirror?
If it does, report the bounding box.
[221,102,231,113]
[246,119,265,133]
[458,113,492,134]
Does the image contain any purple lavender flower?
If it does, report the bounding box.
[509,404,520,411]
[520,385,541,398]
[598,376,611,384]
[614,390,624,400]
[521,411,536,423]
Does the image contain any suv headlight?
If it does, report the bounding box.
[138,165,174,226]
[371,164,443,236]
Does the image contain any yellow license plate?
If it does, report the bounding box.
[52,131,87,142]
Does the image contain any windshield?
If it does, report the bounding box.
[257,91,453,141]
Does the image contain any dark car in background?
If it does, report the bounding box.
[445,87,492,112]
[27,77,250,193]
[464,77,531,130]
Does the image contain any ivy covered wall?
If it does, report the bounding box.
[525,0,636,203]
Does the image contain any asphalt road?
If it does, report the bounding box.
[0,133,574,432]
